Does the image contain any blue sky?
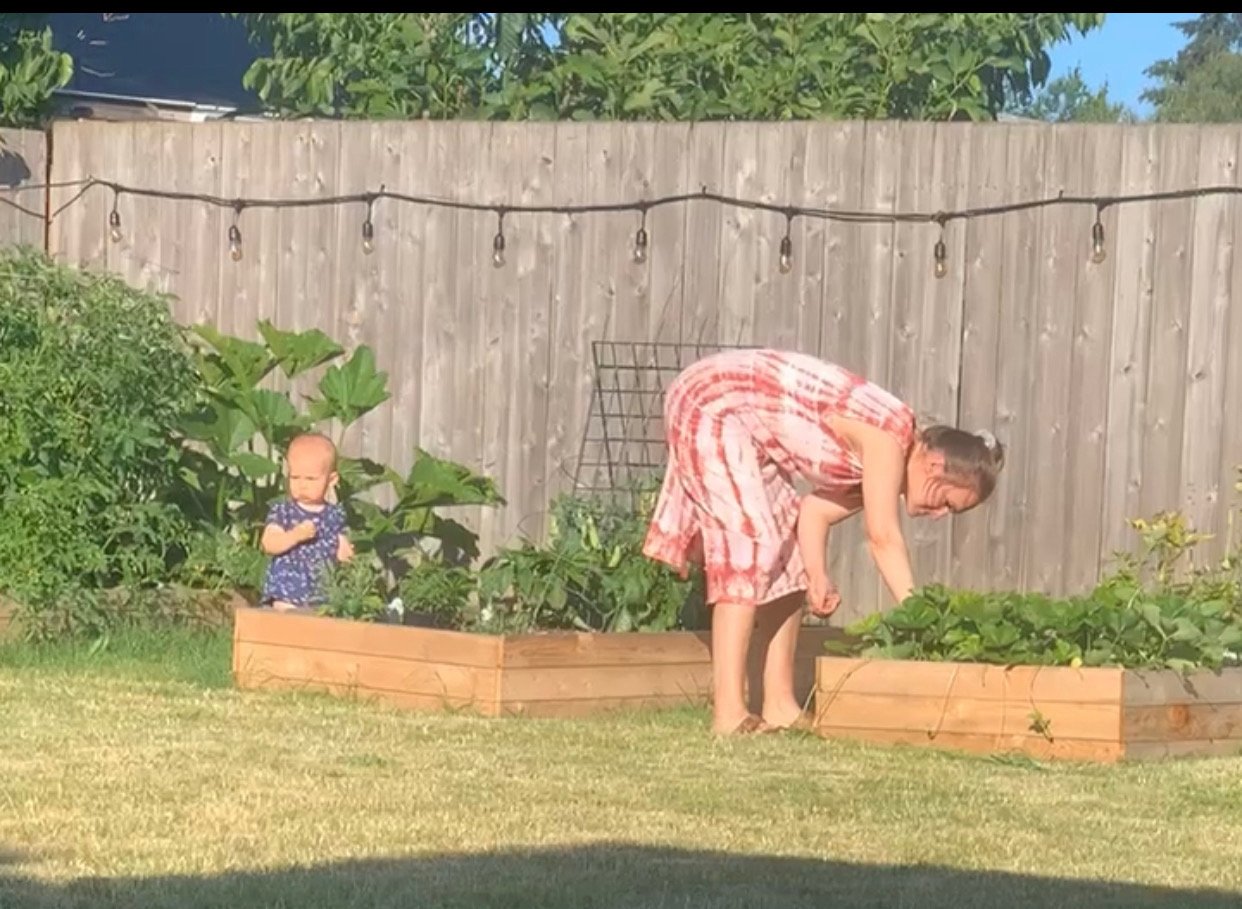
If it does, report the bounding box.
[1046,13,1198,116]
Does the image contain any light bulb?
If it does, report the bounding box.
[492,230,506,268]
[108,209,122,243]
[633,227,648,264]
[934,238,948,279]
[228,224,243,262]
[1091,219,1106,264]
[362,218,375,255]
[778,235,793,274]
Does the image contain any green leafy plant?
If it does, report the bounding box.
[474,486,705,634]
[395,557,479,629]
[829,507,1242,673]
[323,557,390,623]
[0,15,73,128]
[228,13,1103,123]
[0,247,199,638]
[175,318,504,612]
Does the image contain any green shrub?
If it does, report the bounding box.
[830,509,1242,672]
[472,486,706,634]
[0,247,198,636]
[174,319,504,613]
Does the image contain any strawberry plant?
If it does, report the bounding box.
[830,508,1242,672]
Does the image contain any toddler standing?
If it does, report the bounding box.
[260,432,354,611]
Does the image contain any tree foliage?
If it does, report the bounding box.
[231,13,1106,122]
[0,14,73,129]
[1143,14,1242,123]
[1006,65,1136,123]
[227,13,560,120]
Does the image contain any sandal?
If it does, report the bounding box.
[723,713,777,736]
[781,711,816,733]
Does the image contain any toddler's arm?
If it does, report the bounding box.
[336,534,355,562]
[331,505,353,562]
[261,520,316,556]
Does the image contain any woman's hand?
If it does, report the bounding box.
[806,571,842,616]
[797,489,862,616]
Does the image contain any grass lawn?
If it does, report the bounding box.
[1,628,1241,909]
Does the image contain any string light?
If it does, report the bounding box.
[1091,204,1107,264]
[632,206,649,264]
[362,194,376,256]
[933,215,948,279]
[4,174,1239,276]
[491,209,506,269]
[228,203,243,262]
[778,211,793,274]
[361,187,382,255]
[108,188,122,243]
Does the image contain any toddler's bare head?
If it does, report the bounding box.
[285,433,339,506]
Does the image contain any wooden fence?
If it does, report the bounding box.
[0,129,47,250]
[3,118,1240,621]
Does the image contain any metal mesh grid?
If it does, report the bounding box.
[572,340,756,499]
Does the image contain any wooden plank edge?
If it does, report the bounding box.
[811,726,1125,764]
[235,673,499,718]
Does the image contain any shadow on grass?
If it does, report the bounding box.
[2,843,1238,909]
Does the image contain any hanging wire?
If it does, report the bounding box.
[2,174,1238,268]
[2,175,1236,228]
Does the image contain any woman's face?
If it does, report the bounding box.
[904,446,981,519]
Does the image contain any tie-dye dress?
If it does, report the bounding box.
[642,348,917,608]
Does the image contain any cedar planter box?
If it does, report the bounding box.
[232,607,842,719]
[811,656,1242,762]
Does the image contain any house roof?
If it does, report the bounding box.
[48,13,264,111]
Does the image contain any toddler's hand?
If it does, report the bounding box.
[293,520,318,543]
[337,536,355,562]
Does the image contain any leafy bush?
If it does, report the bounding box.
[470,486,706,634]
[830,509,1242,672]
[174,319,504,610]
[0,247,198,637]
[229,13,1105,123]
[0,15,74,128]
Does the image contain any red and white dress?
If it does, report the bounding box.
[642,348,916,608]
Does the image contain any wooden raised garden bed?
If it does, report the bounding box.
[232,606,842,719]
[811,657,1242,762]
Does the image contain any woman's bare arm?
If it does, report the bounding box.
[797,488,862,585]
[829,417,917,604]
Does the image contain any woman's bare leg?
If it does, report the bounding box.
[711,600,759,734]
[758,491,860,728]
[754,591,807,728]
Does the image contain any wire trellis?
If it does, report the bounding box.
[572,340,757,503]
